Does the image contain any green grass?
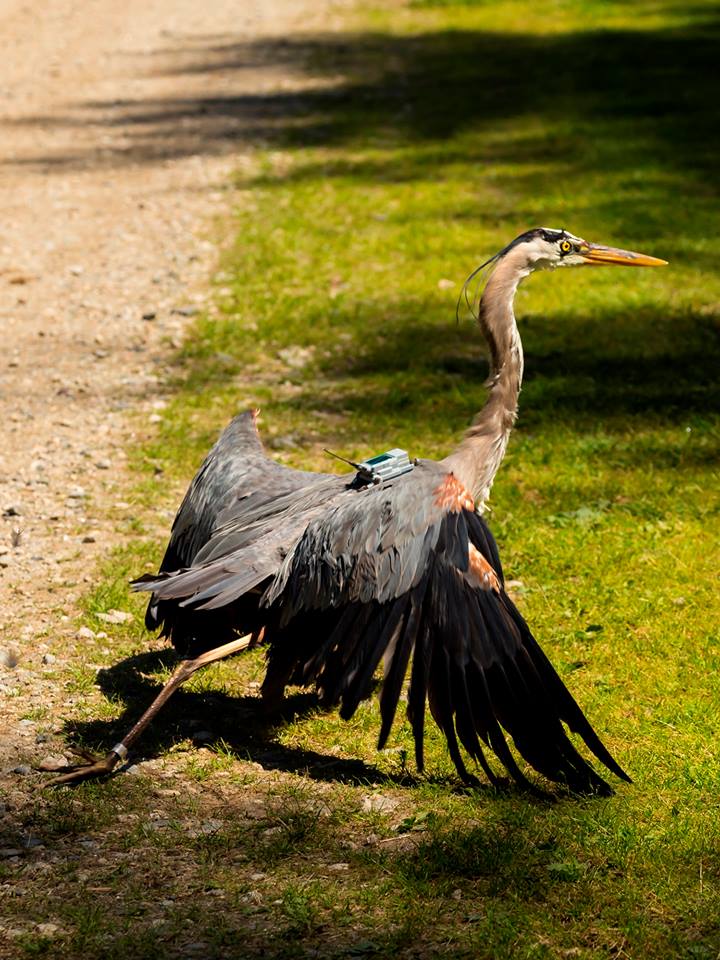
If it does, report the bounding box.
[5,0,720,957]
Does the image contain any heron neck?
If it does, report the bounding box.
[443,249,529,507]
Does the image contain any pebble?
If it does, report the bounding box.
[95,459,111,470]
[0,849,23,859]
[96,609,133,624]
[146,819,171,831]
[42,653,56,665]
[76,626,95,640]
[361,794,399,814]
[40,755,68,771]
[0,648,19,669]
[171,306,198,317]
[36,923,61,937]
[81,534,96,543]
[12,765,32,776]
[277,345,314,369]
[67,486,86,499]
[3,505,21,517]
[190,819,223,836]
[142,311,157,321]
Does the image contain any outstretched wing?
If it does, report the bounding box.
[144,409,331,633]
[259,461,629,795]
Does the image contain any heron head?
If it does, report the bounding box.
[505,227,668,271]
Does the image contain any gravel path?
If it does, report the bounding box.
[0,0,335,767]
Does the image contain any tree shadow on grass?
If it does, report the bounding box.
[5,8,719,214]
[184,298,720,470]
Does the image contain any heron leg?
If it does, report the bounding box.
[44,631,258,786]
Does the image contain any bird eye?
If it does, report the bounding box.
[560,240,572,254]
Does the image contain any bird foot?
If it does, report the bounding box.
[39,748,122,786]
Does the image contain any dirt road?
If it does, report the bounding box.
[0,0,331,764]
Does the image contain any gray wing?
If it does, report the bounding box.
[144,409,331,631]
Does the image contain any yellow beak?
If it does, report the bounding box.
[580,242,668,267]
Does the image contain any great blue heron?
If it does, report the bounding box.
[50,228,666,793]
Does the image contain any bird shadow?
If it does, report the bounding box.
[62,649,442,790]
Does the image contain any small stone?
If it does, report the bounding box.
[76,627,95,640]
[12,765,32,776]
[146,819,171,831]
[361,794,399,814]
[171,306,198,317]
[0,848,23,858]
[198,819,223,834]
[39,755,68,771]
[67,486,85,499]
[327,862,350,872]
[0,556,11,567]
[81,534,96,544]
[2,505,21,517]
[95,459,111,470]
[149,413,162,424]
[437,278,455,290]
[0,648,19,668]
[277,345,314,369]
[42,653,57,664]
[96,609,133,624]
[249,872,266,881]
[142,311,157,321]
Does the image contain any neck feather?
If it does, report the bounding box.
[443,247,529,506]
